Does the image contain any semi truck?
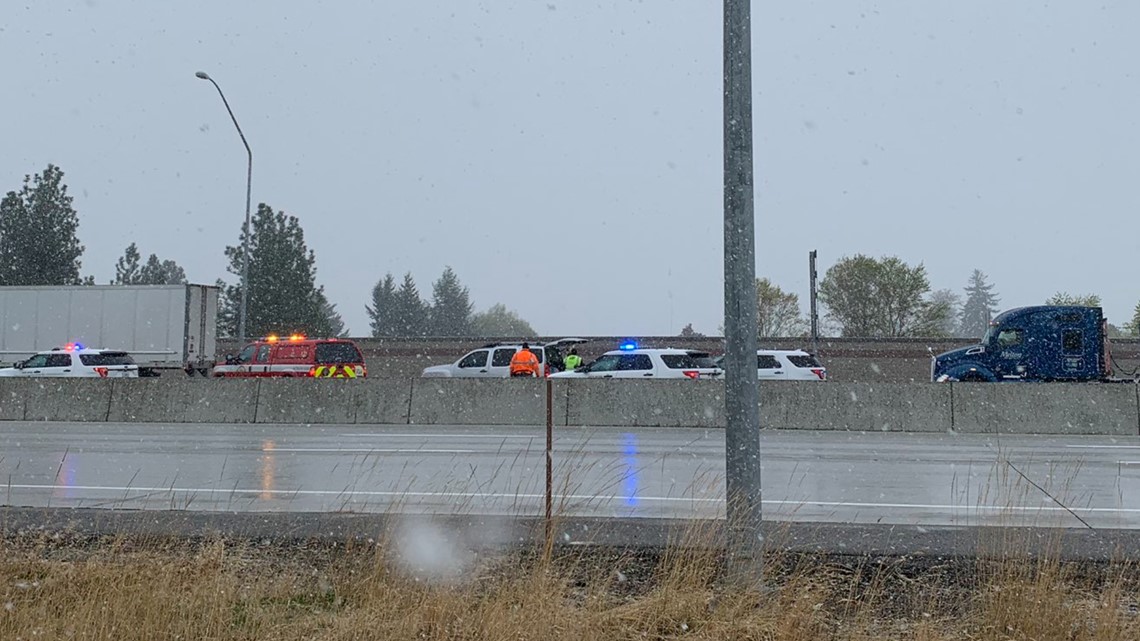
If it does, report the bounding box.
[0,284,218,376]
[931,305,1135,382]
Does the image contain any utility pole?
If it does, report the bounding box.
[809,250,819,355]
[723,0,762,582]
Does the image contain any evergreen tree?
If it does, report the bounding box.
[756,277,803,337]
[471,303,537,338]
[0,164,86,285]
[429,266,473,336]
[219,203,334,338]
[366,273,398,337]
[318,294,348,337]
[819,255,945,337]
[679,323,705,337]
[138,254,187,285]
[114,243,142,284]
[959,269,1001,338]
[114,243,187,285]
[390,272,428,336]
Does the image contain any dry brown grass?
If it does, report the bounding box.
[2,530,1140,640]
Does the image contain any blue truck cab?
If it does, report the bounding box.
[932,306,1108,382]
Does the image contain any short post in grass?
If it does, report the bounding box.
[544,377,554,555]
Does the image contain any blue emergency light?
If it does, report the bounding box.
[619,341,638,351]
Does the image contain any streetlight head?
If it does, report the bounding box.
[195,71,210,80]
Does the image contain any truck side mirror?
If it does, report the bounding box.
[224,354,237,365]
[14,361,23,370]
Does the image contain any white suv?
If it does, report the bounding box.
[715,349,827,381]
[549,346,723,380]
[421,338,587,378]
[0,345,140,378]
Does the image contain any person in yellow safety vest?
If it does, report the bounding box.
[563,348,583,370]
[509,343,541,377]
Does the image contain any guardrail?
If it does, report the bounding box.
[0,379,1136,435]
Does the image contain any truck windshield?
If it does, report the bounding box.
[981,326,997,344]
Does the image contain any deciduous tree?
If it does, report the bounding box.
[819,254,946,337]
[1046,292,1101,307]
[756,277,803,337]
[928,288,961,337]
[471,303,537,338]
[1127,301,1140,337]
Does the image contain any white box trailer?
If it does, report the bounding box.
[0,284,218,376]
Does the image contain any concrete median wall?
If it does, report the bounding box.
[0,378,1135,435]
[764,382,953,432]
[21,379,114,422]
[108,379,259,423]
[950,383,1139,435]
[566,380,724,428]
[408,378,560,426]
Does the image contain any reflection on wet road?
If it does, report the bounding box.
[3,422,1140,529]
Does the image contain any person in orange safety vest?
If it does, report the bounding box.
[509,343,541,377]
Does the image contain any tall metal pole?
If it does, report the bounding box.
[723,0,762,581]
[196,71,253,343]
[809,250,819,355]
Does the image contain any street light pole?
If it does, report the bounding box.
[723,0,762,583]
[196,71,253,344]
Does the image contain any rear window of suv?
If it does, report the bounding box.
[315,342,363,364]
[661,354,702,369]
[80,352,135,366]
[787,354,822,368]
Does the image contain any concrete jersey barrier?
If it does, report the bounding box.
[0,378,1136,435]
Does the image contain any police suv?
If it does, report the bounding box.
[715,349,827,381]
[0,344,139,378]
[549,344,723,379]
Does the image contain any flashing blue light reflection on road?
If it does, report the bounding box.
[52,451,79,499]
[622,433,640,506]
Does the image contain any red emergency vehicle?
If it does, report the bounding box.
[212,335,367,378]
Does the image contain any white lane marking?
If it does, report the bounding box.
[338,433,537,439]
[267,448,476,454]
[1065,445,1140,449]
[7,483,1140,515]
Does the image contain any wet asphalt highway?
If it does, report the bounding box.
[3,422,1140,529]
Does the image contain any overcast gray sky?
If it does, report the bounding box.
[3,2,1137,336]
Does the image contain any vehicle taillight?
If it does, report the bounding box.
[307,366,318,377]
[682,370,700,380]
[811,368,826,380]
[94,367,108,378]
